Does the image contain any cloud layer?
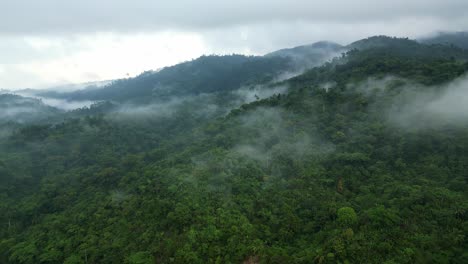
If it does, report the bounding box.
[3,1,468,35]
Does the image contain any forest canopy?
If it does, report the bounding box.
[1,36,468,264]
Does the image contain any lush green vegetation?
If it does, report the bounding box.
[1,37,468,263]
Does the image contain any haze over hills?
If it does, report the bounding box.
[3,34,468,120]
[6,32,468,106]
[265,41,344,68]
[10,32,467,106]
[1,33,468,263]
[419,31,468,49]
[3,33,468,127]
[0,94,62,124]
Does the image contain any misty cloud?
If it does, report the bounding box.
[105,83,291,123]
[388,75,468,128]
[106,94,226,124]
[39,98,96,111]
[234,85,289,104]
[232,108,334,168]
[13,91,97,110]
[352,75,468,129]
[0,104,58,124]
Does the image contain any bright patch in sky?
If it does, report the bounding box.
[0,32,207,89]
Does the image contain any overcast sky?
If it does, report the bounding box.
[1,0,468,89]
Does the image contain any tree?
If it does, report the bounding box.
[337,207,358,227]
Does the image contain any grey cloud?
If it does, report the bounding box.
[2,1,468,35]
[202,18,468,55]
[0,65,46,89]
[0,38,56,64]
[2,1,468,90]
[0,36,88,64]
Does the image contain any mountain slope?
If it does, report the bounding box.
[419,31,468,49]
[265,41,344,68]
[347,35,468,60]
[42,55,293,103]
[35,36,468,105]
[0,94,62,124]
[38,43,345,104]
[1,36,468,264]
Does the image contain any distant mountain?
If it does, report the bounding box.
[419,31,468,50]
[267,41,343,57]
[16,80,112,98]
[19,35,468,106]
[0,94,62,124]
[344,35,468,61]
[347,36,420,50]
[0,81,110,99]
[39,44,346,103]
[40,55,293,102]
[265,41,344,68]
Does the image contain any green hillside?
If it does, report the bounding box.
[1,37,468,264]
[419,31,468,50]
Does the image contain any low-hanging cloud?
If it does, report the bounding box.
[39,98,96,111]
[13,91,97,110]
[232,107,335,168]
[390,75,468,128]
[0,107,57,124]
[104,79,292,123]
[234,85,289,105]
[352,75,468,129]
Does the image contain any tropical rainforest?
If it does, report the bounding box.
[1,35,468,263]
